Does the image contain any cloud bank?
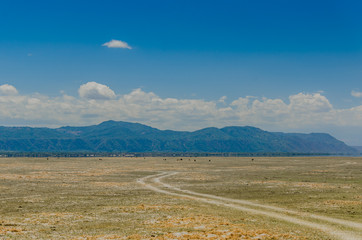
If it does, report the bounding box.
[1,82,362,144]
[102,39,132,49]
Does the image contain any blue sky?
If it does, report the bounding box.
[1,0,362,145]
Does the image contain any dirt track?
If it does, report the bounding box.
[138,172,362,240]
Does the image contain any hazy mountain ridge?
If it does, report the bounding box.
[352,146,362,153]
[0,120,357,154]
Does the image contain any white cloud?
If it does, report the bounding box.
[78,82,116,100]
[289,93,332,113]
[351,90,362,98]
[218,96,227,103]
[2,84,362,144]
[0,84,18,95]
[102,39,132,49]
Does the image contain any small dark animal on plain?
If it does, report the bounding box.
[99,158,102,161]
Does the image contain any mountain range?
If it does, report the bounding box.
[0,120,357,154]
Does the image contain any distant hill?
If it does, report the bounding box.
[351,146,362,154]
[0,120,357,154]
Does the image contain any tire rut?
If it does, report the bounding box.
[138,172,362,240]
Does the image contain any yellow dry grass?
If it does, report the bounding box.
[250,180,339,189]
[323,200,362,206]
[0,156,360,239]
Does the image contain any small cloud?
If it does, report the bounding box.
[27,53,32,57]
[0,84,18,95]
[351,90,362,98]
[218,96,227,103]
[78,82,116,100]
[102,39,132,49]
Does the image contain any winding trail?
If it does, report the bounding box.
[138,172,362,240]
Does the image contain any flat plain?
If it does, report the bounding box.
[0,156,361,239]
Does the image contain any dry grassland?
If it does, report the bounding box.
[0,157,361,239]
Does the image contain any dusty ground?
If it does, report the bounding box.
[0,157,361,239]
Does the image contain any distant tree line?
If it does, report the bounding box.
[0,152,343,158]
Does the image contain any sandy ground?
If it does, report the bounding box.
[0,157,361,239]
[138,171,362,240]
